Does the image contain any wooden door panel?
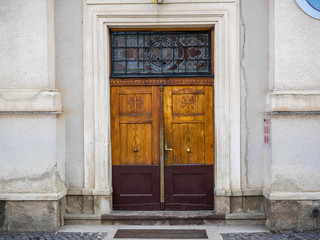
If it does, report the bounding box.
[172,124,205,165]
[119,94,152,115]
[111,86,161,210]
[165,165,214,210]
[111,86,159,166]
[112,85,214,210]
[119,124,152,165]
[164,86,214,210]
[112,165,161,210]
[164,86,214,165]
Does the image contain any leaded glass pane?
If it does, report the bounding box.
[111,31,212,77]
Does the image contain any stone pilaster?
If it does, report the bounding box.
[0,0,65,231]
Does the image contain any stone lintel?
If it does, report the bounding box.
[263,189,320,201]
[215,189,262,197]
[226,212,266,220]
[67,188,112,196]
[266,90,320,112]
[0,89,62,112]
[0,189,66,201]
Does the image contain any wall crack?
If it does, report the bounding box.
[240,0,249,189]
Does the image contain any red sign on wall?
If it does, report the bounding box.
[264,118,270,145]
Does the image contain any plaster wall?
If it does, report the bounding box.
[240,0,269,190]
[0,115,65,193]
[271,115,320,193]
[272,0,320,90]
[0,0,55,89]
[265,0,320,200]
[0,0,65,202]
[55,0,84,188]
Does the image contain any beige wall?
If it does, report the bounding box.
[0,0,55,89]
[272,0,320,90]
[240,0,269,190]
[0,0,65,201]
[265,0,320,200]
[55,0,84,188]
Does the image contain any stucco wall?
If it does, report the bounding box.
[266,0,320,197]
[0,0,54,89]
[0,0,64,196]
[0,115,65,193]
[273,0,320,90]
[55,0,84,188]
[271,115,320,192]
[240,0,269,190]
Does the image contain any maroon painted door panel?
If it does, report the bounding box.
[164,165,214,210]
[112,166,162,210]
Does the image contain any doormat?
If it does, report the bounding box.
[114,229,208,239]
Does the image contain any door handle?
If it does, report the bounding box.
[165,142,173,151]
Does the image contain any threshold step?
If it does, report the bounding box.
[102,211,225,220]
[101,211,225,225]
[64,211,266,225]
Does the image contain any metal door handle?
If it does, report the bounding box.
[133,147,138,152]
[165,142,173,151]
[186,147,191,153]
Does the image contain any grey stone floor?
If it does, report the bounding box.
[222,230,320,240]
[0,232,108,240]
[1,227,320,239]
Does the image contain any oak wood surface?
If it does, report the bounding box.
[110,77,214,87]
[112,85,214,166]
[111,86,160,165]
[164,86,214,165]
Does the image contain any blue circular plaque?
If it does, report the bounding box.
[296,0,320,19]
[307,0,320,11]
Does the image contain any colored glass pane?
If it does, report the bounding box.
[111,31,212,77]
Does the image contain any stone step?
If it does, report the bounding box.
[64,211,265,225]
[102,211,225,225]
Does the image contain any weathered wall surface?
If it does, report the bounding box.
[0,115,65,193]
[267,0,320,195]
[0,0,65,231]
[0,0,65,196]
[55,0,83,188]
[271,115,320,192]
[240,0,269,190]
[272,0,320,90]
[265,0,320,230]
[0,0,55,89]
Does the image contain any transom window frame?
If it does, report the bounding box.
[109,28,215,87]
[110,29,214,78]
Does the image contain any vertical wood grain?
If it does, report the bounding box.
[164,87,173,165]
[205,86,214,165]
[120,124,128,164]
[152,86,160,165]
[111,87,120,165]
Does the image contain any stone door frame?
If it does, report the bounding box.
[83,0,241,213]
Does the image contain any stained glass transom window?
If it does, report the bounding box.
[111,31,212,77]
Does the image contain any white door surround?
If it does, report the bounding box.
[83,0,241,213]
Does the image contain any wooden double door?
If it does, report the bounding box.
[111,85,214,210]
